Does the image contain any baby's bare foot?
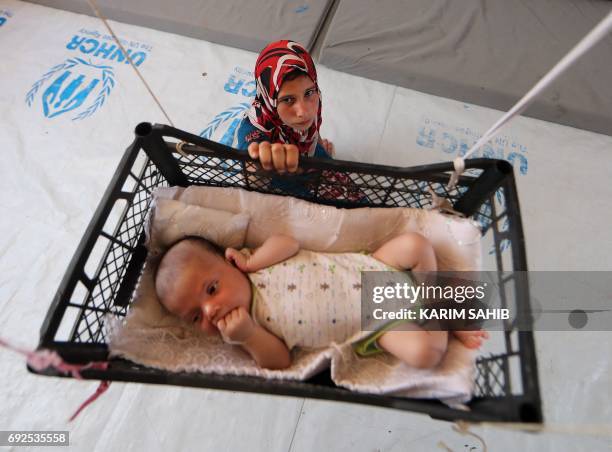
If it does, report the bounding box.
[453,330,489,349]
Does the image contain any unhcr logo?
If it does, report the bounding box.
[26,57,115,120]
[25,29,152,120]
[200,103,250,146]
[200,68,255,145]
[0,9,12,27]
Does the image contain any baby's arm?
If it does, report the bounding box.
[226,235,299,272]
[216,307,291,370]
[241,322,291,370]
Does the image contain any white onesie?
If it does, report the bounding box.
[247,249,394,349]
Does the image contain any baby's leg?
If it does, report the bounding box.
[377,326,448,369]
[373,233,490,355]
[372,233,444,367]
[372,232,437,274]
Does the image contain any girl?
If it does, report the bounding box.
[234,40,334,173]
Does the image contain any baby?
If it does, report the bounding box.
[154,233,488,370]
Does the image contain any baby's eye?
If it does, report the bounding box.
[192,313,201,324]
[207,281,218,295]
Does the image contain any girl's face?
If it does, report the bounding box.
[276,74,319,131]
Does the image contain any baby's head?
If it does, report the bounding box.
[154,237,252,335]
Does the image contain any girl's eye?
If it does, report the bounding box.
[305,89,316,97]
[192,313,201,324]
[207,281,218,295]
[280,97,294,105]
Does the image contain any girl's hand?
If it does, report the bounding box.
[225,248,250,272]
[248,141,299,173]
[216,307,256,344]
[320,138,335,157]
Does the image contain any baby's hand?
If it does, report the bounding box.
[225,248,250,272]
[247,141,299,173]
[216,307,256,344]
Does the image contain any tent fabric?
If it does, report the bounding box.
[26,0,333,52]
[318,0,612,136]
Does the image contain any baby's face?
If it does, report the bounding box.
[158,243,252,335]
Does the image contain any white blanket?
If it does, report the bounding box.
[108,186,483,403]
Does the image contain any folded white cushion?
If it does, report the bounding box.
[145,198,250,256]
[150,185,482,271]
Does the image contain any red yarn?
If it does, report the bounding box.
[0,337,111,422]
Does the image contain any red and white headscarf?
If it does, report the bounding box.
[246,40,321,156]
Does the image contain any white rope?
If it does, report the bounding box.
[85,0,190,158]
[448,9,612,188]
[86,0,175,127]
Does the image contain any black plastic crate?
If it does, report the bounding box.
[32,123,542,424]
